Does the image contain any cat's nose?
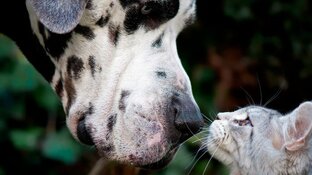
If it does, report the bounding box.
[216,112,231,120]
[172,93,204,142]
[216,114,221,120]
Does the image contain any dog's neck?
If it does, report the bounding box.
[0,1,55,81]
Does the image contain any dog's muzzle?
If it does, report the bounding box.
[77,92,203,144]
[75,91,204,168]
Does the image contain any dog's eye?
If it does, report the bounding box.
[141,5,152,15]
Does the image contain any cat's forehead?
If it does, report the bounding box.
[245,106,281,116]
[218,106,282,120]
[217,110,248,120]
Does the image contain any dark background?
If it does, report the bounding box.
[1,0,312,174]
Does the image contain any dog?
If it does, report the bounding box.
[0,0,204,168]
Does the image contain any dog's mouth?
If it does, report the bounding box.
[141,146,179,169]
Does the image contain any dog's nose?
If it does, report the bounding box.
[77,117,94,145]
[172,93,205,142]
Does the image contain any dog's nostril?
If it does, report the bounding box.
[77,117,94,146]
[173,108,178,117]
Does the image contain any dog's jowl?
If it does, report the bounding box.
[0,0,204,168]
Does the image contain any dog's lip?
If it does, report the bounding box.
[141,146,179,170]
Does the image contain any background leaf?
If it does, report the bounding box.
[42,128,84,165]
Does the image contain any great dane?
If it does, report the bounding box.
[1,0,204,168]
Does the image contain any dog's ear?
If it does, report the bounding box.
[27,0,87,34]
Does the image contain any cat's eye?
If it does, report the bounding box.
[233,117,253,127]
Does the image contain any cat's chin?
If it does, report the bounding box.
[141,147,178,170]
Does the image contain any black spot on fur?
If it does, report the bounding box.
[124,6,142,34]
[55,78,64,97]
[183,0,196,26]
[103,144,115,153]
[109,25,120,46]
[74,25,95,40]
[124,0,180,34]
[86,0,94,10]
[184,0,196,14]
[38,22,72,60]
[119,90,130,112]
[38,22,47,39]
[77,103,95,144]
[88,103,94,114]
[119,0,137,8]
[67,55,85,80]
[77,116,94,145]
[107,114,117,133]
[156,71,167,78]
[129,154,135,161]
[64,77,76,114]
[82,102,94,118]
[110,2,114,7]
[128,154,143,163]
[105,115,117,144]
[184,13,196,26]
[152,32,164,48]
[88,56,96,77]
[96,15,110,27]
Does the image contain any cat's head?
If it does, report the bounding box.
[206,102,312,174]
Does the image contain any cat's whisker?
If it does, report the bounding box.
[197,130,210,134]
[264,87,282,107]
[204,138,221,146]
[256,75,263,106]
[187,148,209,175]
[202,113,213,123]
[202,142,222,175]
[209,110,219,121]
[240,87,256,106]
[192,137,207,143]
[180,134,201,146]
[181,118,201,141]
[185,144,207,171]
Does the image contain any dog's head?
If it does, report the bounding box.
[26,0,204,168]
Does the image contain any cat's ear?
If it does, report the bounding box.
[285,101,312,151]
[27,0,87,34]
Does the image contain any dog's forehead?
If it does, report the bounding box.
[84,0,196,34]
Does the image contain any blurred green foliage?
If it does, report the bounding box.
[1,0,312,174]
[0,35,95,174]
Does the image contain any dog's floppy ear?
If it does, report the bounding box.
[27,0,87,34]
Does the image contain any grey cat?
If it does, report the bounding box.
[206,102,312,175]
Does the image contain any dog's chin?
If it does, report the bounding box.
[140,146,178,170]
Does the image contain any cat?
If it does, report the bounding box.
[205,101,312,175]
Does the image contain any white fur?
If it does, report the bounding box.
[26,0,198,166]
[206,104,312,175]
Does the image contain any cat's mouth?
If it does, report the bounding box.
[233,117,253,127]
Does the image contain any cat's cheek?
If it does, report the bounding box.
[230,125,252,140]
[209,121,229,142]
[271,131,284,150]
